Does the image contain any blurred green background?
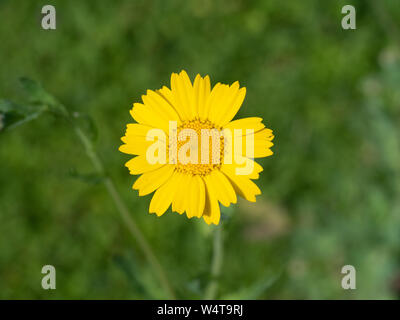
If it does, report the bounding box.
[1,0,400,299]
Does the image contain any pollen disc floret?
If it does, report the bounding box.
[175,119,224,176]
[119,70,274,225]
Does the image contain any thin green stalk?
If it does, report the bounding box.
[73,126,176,299]
[204,225,223,299]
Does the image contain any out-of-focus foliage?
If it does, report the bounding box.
[0,0,399,299]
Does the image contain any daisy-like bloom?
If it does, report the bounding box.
[119,70,274,225]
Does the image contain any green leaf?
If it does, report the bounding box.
[0,99,46,132]
[0,78,71,133]
[0,99,17,113]
[19,77,54,106]
[19,77,68,116]
[0,99,32,115]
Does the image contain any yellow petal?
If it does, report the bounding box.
[142,89,182,125]
[193,74,201,115]
[124,123,156,138]
[186,175,206,218]
[222,155,263,179]
[253,142,274,158]
[122,123,167,145]
[223,127,274,159]
[218,86,246,127]
[194,74,211,120]
[132,165,175,196]
[125,154,164,175]
[221,164,261,202]
[157,86,178,111]
[130,102,171,133]
[171,70,196,120]
[203,176,221,225]
[223,117,265,133]
[203,83,227,123]
[208,82,246,127]
[159,85,188,121]
[209,81,237,125]
[207,170,237,207]
[119,135,158,155]
[172,172,190,214]
[149,171,181,216]
[241,138,274,158]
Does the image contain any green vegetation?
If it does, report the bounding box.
[1,0,399,299]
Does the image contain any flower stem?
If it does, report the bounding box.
[73,126,176,299]
[204,224,223,299]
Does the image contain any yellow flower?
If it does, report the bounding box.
[119,70,274,225]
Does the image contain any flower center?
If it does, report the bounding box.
[174,119,224,176]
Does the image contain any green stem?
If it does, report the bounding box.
[73,126,176,299]
[204,224,223,299]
